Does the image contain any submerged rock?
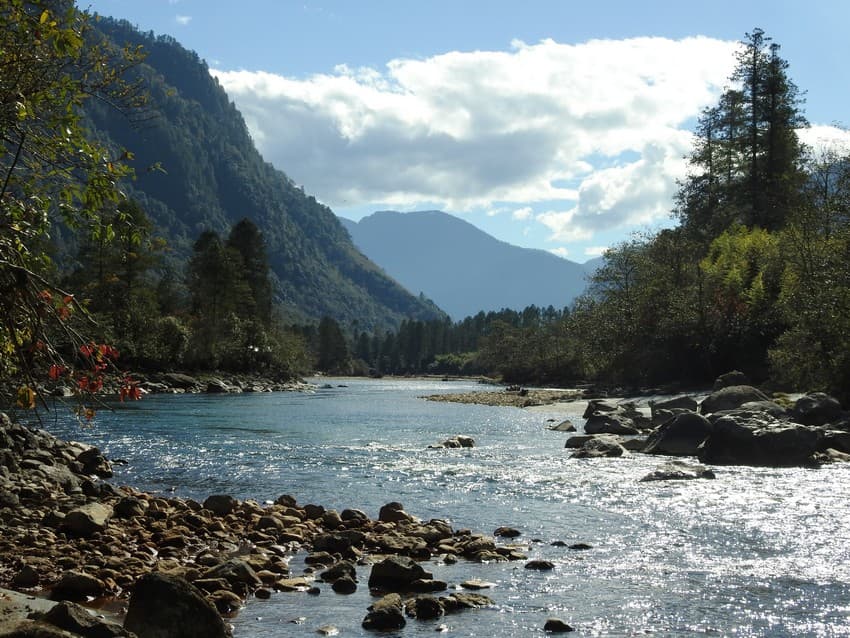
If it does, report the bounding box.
[640,461,716,482]
[362,593,406,631]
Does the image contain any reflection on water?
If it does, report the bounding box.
[34,378,850,637]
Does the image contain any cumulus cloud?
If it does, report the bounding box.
[584,246,609,258]
[549,247,570,258]
[213,36,738,243]
[175,14,192,25]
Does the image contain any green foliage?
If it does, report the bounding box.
[0,0,145,409]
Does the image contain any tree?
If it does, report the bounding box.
[226,218,273,326]
[677,29,806,238]
[316,316,349,373]
[0,0,145,409]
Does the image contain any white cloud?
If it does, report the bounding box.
[549,247,570,258]
[175,14,191,25]
[213,36,737,243]
[584,246,609,257]
[512,206,533,220]
[798,125,850,156]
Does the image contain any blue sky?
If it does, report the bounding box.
[85,0,849,262]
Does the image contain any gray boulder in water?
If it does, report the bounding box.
[791,393,844,426]
[584,413,639,435]
[570,435,627,458]
[698,411,821,466]
[643,412,713,456]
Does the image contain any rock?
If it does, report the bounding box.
[738,400,788,418]
[643,412,713,456]
[640,461,717,482]
[76,447,112,478]
[569,543,592,550]
[50,571,107,601]
[208,589,243,614]
[203,558,262,589]
[564,434,595,449]
[205,378,233,394]
[409,579,447,593]
[621,436,648,451]
[494,526,521,538]
[62,502,112,537]
[549,419,576,432]
[124,573,228,638]
[698,412,822,466]
[114,496,146,518]
[362,593,406,631]
[460,579,496,590]
[441,592,494,612]
[202,494,238,516]
[367,556,433,592]
[161,372,199,389]
[316,626,339,636]
[39,601,134,637]
[11,565,40,588]
[320,561,356,583]
[584,413,639,435]
[378,502,414,524]
[0,620,80,637]
[570,436,627,458]
[544,617,575,632]
[331,577,357,594]
[792,393,844,426]
[524,560,555,571]
[650,395,699,417]
[582,399,620,419]
[713,370,749,390]
[699,385,769,415]
[405,595,445,620]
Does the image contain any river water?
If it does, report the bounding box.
[40,378,850,636]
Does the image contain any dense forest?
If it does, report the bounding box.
[2,1,848,409]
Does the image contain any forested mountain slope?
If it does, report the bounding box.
[80,18,443,330]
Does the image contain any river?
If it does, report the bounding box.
[40,377,850,636]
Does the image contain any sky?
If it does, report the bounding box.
[84,0,850,263]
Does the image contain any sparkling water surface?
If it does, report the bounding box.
[38,378,850,636]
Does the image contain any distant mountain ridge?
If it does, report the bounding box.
[78,18,443,331]
[341,210,596,319]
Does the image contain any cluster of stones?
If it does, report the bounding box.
[0,413,536,636]
[563,371,850,473]
[47,372,312,398]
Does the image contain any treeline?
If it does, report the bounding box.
[61,211,311,378]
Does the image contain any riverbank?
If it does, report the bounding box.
[0,407,528,637]
[424,387,583,408]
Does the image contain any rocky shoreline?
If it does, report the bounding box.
[424,387,583,408]
[0,409,560,637]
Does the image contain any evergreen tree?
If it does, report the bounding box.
[226,217,273,326]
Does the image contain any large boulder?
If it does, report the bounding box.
[698,412,821,466]
[582,399,621,419]
[791,393,844,426]
[643,412,713,456]
[367,556,432,592]
[699,385,769,415]
[202,558,262,590]
[62,503,113,538]
[570,435,627,459]
[202,494,238,516]
[124,573,228,638]
[50,571,107,602]
[584,413,639,435]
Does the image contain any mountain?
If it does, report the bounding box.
[341,211,594,319]
[76,18,443,331]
